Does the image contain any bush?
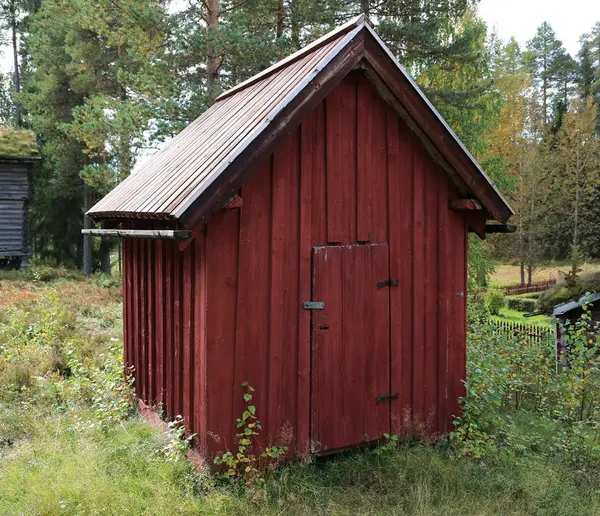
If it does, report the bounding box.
[485,290,505,315]
[506,297,537,313]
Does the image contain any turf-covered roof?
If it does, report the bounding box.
[0,128,39,159]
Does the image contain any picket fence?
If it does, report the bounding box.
[491,318,556,346]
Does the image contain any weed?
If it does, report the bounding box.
[213,382,288,488]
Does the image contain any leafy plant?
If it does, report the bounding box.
[161,415,197,462]
[213,382,287,487]
[485,290,506,315]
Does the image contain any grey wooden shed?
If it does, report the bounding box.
[0,157,36,269]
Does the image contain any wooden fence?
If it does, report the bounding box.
[503,279,557,296]
[491,319,556,346]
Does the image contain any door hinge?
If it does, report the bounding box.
[376,278,399,289]
[303,301,324,310]
[376,392,399,403]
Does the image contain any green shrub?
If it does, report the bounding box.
[506,297,537,313]
[485,290,505,315]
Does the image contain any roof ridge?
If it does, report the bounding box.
[216,14,367,102]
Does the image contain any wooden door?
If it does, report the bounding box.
[310,244,391,453]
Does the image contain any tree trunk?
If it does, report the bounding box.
[527,161,537,285]
[276,0,284,39]
[573,137,580,247]
[519,160,525,285]
[99,238,111,275]
[82,183,93,276]
[205,0,221,106]
[290,0,300,50]
[361,0,370,16]
[11,7,21,126]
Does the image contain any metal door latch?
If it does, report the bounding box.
[303,301,324,310]
[376,392,399,403]
[376,278,399,289]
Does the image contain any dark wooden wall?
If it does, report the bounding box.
[0,161,31,258]
[123,72,467,459]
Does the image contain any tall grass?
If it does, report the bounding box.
[1,273,600,514]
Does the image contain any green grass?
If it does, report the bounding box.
[491,307,554,327]
[0,272,598,515]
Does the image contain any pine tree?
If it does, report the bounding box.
[523,22,570,128]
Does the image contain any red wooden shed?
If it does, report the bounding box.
[87,16,513,460]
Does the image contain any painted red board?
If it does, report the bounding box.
[146,240,156,405]
[155,240,165,408]
[326,77,357,244]
[206,210,240,456]
[437,179,451,433]
[164,242,174,419]
[268,129,301,452]
[357,76,388,243]
[182,244,194,434]
[311,244,390,452]
[233,158,272,450]
[424,157,439,429]
[308,103,327,246]
[193,231,207,453]
[297,110,316,455]
[173,244,182,418]
[411,143,426,429]
[387,114,414,434]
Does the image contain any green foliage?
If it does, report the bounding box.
[0,127,38,157]
[454,300,600,469]
[506,296,537,313]
[485,290,505,315]
[161,415,197,462]
[213,382,287,488]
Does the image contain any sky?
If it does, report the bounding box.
[479,0,600,56]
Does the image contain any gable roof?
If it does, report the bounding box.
[88,15,513,228]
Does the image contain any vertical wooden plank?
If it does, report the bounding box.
[424,158,439,431]
[147,240,154,405]
[326,77,357,244]
[412,143,426,429]
[164,242,174,419]
[448,209,467,422]
[437,179,451,433]
[356,75,373,242]
[365,244,391,440]
[155,240,165,409]
[131,240,140,400]
[388,114,414,434]
[311,246,343,452]
[182,243,194,434]
[122,240,130,370]
[268,130,301,451]
[206,210,240,456]
[234,159,272,450]
[173,245,182,417]
[371,92,389,243]
[298,109,317,455]
[310,103,327,246]
[341,245,366,446]
[356,77,389,244]
[194,229,207,454]
[140,240,148,403]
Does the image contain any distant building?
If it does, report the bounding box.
[553,292,600,366]
[0,129,39,270]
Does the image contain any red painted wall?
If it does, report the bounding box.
[122,72,467,459]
